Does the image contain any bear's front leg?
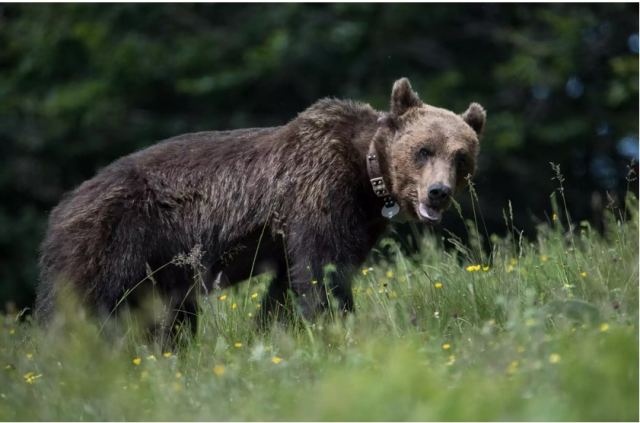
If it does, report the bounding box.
[287,250,330,320]
[285,238,360,319]
[326,267,355,315]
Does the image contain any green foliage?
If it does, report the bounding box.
[0,196,637,420]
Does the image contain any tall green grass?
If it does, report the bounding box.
[0,186,637,421]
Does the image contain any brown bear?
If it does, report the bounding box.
[36,78,485,334]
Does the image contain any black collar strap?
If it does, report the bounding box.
[366,134,400,219]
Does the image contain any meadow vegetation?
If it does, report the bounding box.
[0,184,637,421]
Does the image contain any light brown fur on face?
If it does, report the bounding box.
[384,78,485,223]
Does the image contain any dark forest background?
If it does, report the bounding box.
[1,3,638,310]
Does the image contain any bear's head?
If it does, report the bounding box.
[380,78,485,224]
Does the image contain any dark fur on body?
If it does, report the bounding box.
[36,78,485,333]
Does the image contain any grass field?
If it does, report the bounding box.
[0,188,638,421]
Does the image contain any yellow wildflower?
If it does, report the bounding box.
[251,292,259,299]
[231,303,238,310]
[552,213,558,221]
[548,353,561,364]
[386,270,394,278]
[482,266,490,272]
[434,282,443,289]
[271,356,283,364]
[507,257,518,273]
[234,342,242,348]
[132,357,142,366]
[212,365,225,376]
[311,280,318,285]
[540,255,549,262]
[175,371,182,379]
[442,343,451,350]
[247,313,253,317]
[163,352,173,358]
[218,294,227,301]
[599,323,609,332]
[465,264,481,272]
[146,354,156,361]
[23,372,42,384]
[25,353,33,360]
[361,268,369,276]
[579,271,587,278]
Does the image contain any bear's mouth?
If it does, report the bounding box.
[416,202,444,224]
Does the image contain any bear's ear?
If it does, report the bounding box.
[461,102,486,136]
[390,77,422,117]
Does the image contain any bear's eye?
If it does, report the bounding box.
[455,152,471,173]
[416,147,432,162]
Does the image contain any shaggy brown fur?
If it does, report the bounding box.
[36,78,486,333]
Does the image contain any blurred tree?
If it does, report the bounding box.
[0,4,637,309]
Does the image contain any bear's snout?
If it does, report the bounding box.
[415,183,453,224]
[427,183,452,205]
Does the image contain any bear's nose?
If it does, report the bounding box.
[428,183,452,203]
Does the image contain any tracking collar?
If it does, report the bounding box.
[366,129,400,219]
